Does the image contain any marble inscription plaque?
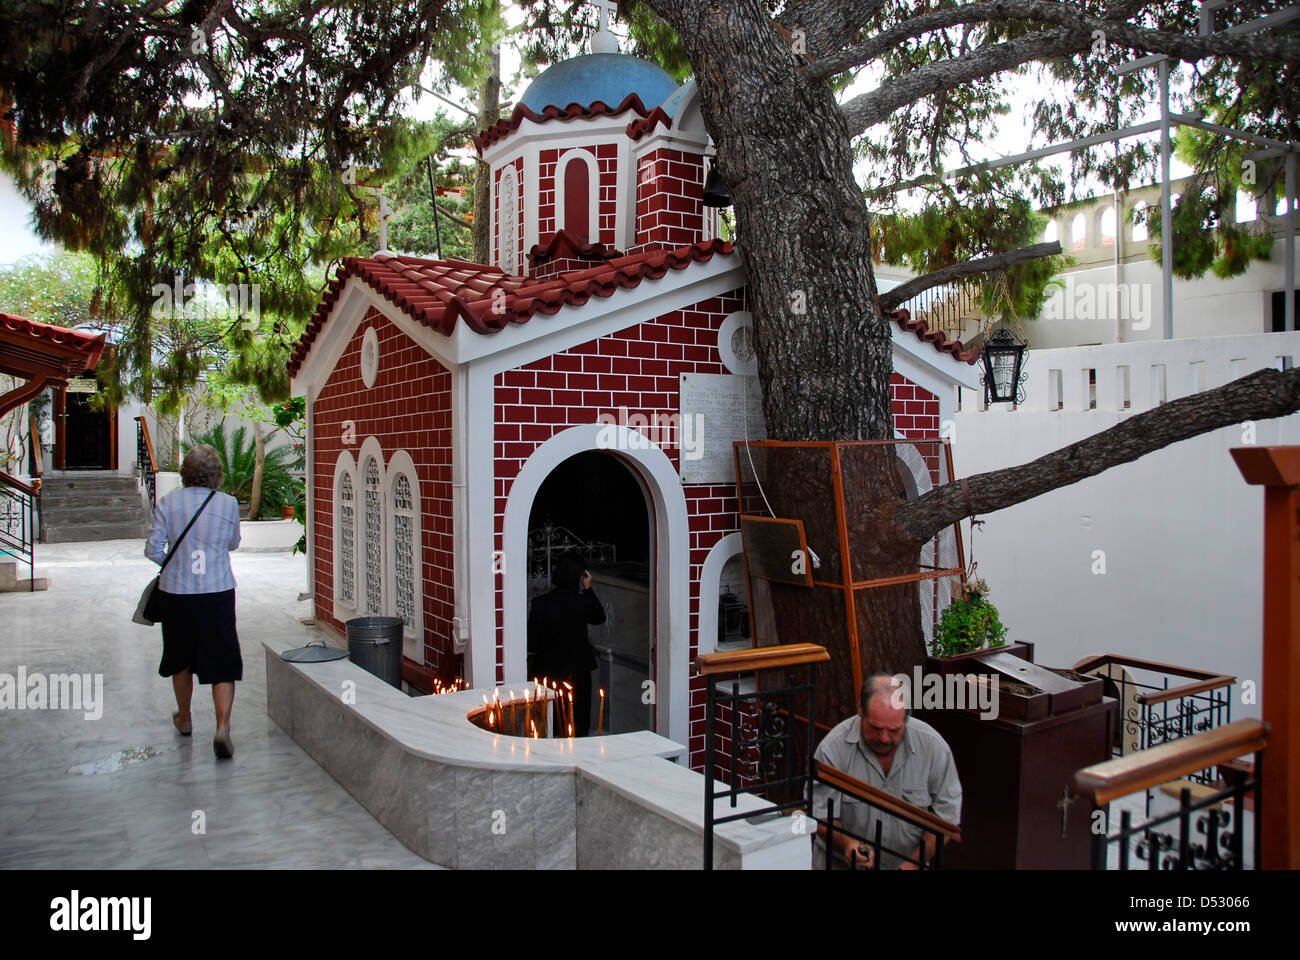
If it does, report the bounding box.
[679,373,765,484]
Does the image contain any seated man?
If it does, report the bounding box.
[810,673,961,869]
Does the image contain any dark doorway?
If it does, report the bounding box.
[528,450,653,735]
[56,376,114,470]
[1271,290,1300,332]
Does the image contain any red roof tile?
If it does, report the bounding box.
[0,312,107,380]
[288,240,735,375]
[527,229,621,267]
[626,107,672,141]
[474,93,655,152]
[889,308,980,364]
[288,244,977,376]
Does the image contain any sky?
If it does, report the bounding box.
[0,5,1199,267]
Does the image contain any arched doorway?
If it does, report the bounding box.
[500,423,690,745]
[527,450,653,734]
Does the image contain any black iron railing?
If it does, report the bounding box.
[701,647,823,870]
[0,472,38,591]
[893,277,984,341]
[135,416,157,512]
[1074,654,1234,815]
[1074,719,1268,870]
[813,762,961,870]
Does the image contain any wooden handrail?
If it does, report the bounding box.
[28,414,42,477]
[1072,719,1270,806]
[134,416,158,473]
[1137,675,1237,707]
[815,761,962,842]
[1071,653,1235,707]
[695,642,830,676]
[0,471,38,497]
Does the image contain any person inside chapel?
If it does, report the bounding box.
[527,554,606,736]
[810,673,962,869]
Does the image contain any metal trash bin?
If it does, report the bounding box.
[345,616,404,688]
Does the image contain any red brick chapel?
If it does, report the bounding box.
[287,25,979,769]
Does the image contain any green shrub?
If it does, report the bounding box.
[182,421,302,519]
[930,579,1009,658]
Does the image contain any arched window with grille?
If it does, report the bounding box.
[333,452,358,613]
[385,450,423,657]
[361,450,385,615]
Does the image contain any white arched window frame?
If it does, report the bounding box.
[555,148,600,242]
[498,165,520,275]
[358,437,386,617]
[384,450,423,658]
[1069,212,1088,251]
[332,451,359,615]
[1131,201,1149,242]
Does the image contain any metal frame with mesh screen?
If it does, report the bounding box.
[731,439,967,709]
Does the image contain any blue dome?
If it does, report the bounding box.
[520,54,678,113]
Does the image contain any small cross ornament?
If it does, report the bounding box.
[1057,787,1076,839]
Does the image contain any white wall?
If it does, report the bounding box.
[1032,236,1295,348]
[950,332,1300,718]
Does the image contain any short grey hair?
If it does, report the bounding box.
[859,672,910,721]
[181,444,223,490]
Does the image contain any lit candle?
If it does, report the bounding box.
[598,688,605,735]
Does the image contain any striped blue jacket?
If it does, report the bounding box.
[144,486,241,594]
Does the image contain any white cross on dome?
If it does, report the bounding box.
[589,0,619,55]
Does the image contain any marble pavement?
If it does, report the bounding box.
[0,539,438,869]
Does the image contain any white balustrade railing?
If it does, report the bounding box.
[971,332,1300,413]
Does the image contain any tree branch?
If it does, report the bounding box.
[776,0,886,61]
[816,0,1300,82]
[878,241,1062,312]
[894,365,1300,543]
[842,26,1086,135]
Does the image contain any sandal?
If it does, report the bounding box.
[213,726,234,759]
[173,712,192,736]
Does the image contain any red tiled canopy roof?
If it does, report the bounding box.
[890,308,980,364]
[0,312,107,381]
[288,242,977,376]
[288,240,734,375]
[473,93,656,152]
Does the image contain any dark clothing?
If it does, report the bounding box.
[158,588,243,685]
[528,586,606,736]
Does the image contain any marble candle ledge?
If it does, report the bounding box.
[264,636,811,869]
[263,635,683,770]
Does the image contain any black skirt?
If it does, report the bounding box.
[158,589,242,684]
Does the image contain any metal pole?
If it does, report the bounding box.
[1286,151,1295,332]
[427,156,444,261]
[1159,58,1174,340]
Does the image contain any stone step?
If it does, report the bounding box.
[0,560,49,591]
[40,503,151,525]
[40,489,143,504]
[41,475,139,494]
[43,521,151,543]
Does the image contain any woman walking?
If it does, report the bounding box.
[144,444,243,758]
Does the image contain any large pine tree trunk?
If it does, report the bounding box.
[647,2,918,715]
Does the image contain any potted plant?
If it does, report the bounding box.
[929,578,1009,658]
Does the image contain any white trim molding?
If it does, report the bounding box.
[696,533,744,658]
[331,450,359,624]
[555,148,601,241]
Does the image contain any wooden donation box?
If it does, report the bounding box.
[918,643,1116,869]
